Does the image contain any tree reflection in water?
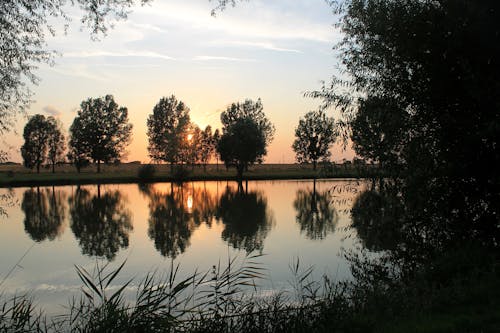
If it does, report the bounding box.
[141,183,217,258]
[293,180,338,240]
[21,187,67,242]
[348,177,500,291]
[351,189,403,252]
[69,185,132,260]
[216,184,274,253]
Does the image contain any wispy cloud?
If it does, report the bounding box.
[42,105,61,117]
[194,55,256,62]
[210,40,302,53]
[63,51,175,61]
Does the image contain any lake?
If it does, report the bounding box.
[0,179,366,315]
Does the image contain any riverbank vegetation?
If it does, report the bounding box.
[0,162,377,187]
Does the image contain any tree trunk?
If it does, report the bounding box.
[52,162,55,173]
[97,160,101,173]
[36,163,40,174]
[236,164,244,180]
[313,160,317,170]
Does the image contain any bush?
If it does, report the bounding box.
[137,164,156,180]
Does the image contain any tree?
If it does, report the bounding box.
[350,96,409,170]
[0,0,150,147]
[213,128,221,170]
[292,110,336,170]
[200,125,216,171]
[147,95,191,170]
[220,99,275,163]
[21,115,50,173]
[46,116,66,173]
[68,117,90,173]
[185,124,202,168]
[69,95,132,173]
[217,118,266,179]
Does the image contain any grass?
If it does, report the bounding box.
[0,163,380,187]
[1,251,499,333]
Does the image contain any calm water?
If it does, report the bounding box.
[0,179,365,315]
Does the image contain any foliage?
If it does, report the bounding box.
[68,117,91,173]
[217,118,266,179]
[45,116,66,173]
[69,95,132,173]
[20,114,50,173]
[220,98,275,160]
[292,110,336,170]
[20,114,65,174]
[147,95,191,166]
[199,125,216,171]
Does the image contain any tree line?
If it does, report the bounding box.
[21,94,338,178]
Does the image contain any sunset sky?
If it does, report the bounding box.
[6,0,355,163]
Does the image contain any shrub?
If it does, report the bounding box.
[137,164,156,180]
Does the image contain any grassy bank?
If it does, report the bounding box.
[0,163,378,187]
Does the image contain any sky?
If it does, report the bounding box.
[5,0,355,164]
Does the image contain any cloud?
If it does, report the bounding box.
[63,51,175,61]
[210,40,302,53]
[194,55,256,62]
[42,105,61,117]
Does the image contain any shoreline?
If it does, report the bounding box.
[0,163,377,188]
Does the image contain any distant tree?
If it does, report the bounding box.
[220,99,275,164]
[185,124,202,168]
[292,110,336,170]
[68,117,90,173]
[69,95,132,173]
[199,125,215,171]
[212,128,221,170]
[147,96,191,170]
[21,114,50,173]
[46,116,66,173]
[217,118,266,179]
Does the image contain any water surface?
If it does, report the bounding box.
[0,179,365,314]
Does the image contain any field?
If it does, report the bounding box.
[0,162,376,187]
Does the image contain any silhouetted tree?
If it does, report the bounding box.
[69,186,132,260]
[213,128,221,170]
[46,116,66,173]
[185,124,202,168]
[293,181,338,240]
[21,187,67,242]
[21,114,50,173]
[292,110,336,170]
[68,117,90,173]
[216,186,274,253]
[200,125,216,171]
[217,118,266,179]
[220,99,275,162]
[147,96,191,170]
[69,95,132,173]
